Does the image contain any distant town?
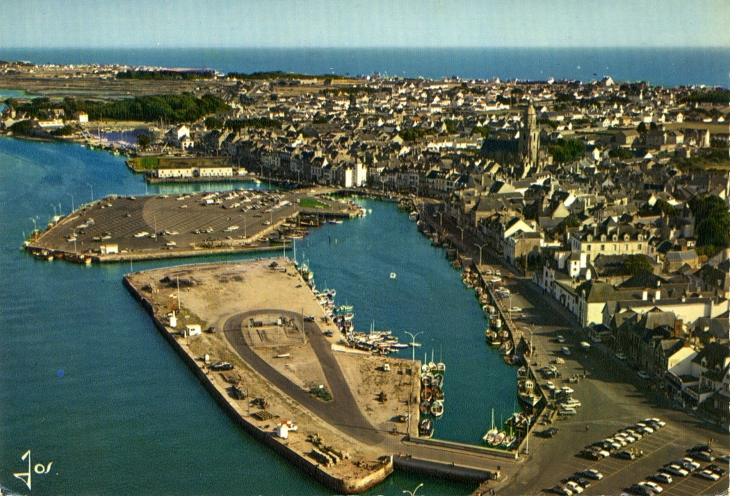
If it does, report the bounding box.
[2,59,729,494]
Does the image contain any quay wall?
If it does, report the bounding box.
[393,455,495,484]
[122,275,393,494]
[407,436,519,460]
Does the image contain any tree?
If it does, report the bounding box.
[625,255,653,275]
[204,116,223,130]
[137,134,151,151]
[549,139,585,164]
[689,195,730,248]
[637,122,647,133]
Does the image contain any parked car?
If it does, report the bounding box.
[660,464,688,477]
[537,427,560,438]
[627,484,652,496]
[638,370,650,379]
[615,352,627,360]
[638,481,663,493]
[679,458,700,471]
[616,450,635,460]
[562,346,571,356]
[550,484,572,495]
[210,361,234,371]
[580,469,603,480]
[650,473,672,484]
[690,451,714,462]
[687,444,712,454]
[706,464,727,477]
[696,469,720,481]
[567,475,591,488]
[565,481,583,494]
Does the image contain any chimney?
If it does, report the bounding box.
[673,319,683,338]
[642,289,648,301]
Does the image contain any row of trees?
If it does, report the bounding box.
[6,94,229,124]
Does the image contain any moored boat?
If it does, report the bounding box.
[418,418,434,438]
[430,399,444,418]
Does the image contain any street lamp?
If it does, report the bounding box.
[404,331,422,363]
[436,211,443,227]
[475,242,487,267]
[403,483,424,496]
[86,182,94,203]
[457,226,464,242]
[524,416,531,454]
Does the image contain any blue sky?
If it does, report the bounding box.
[2,0,727,48]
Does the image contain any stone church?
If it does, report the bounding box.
[481,104,547,178]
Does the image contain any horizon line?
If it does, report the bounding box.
[2,45,728,50]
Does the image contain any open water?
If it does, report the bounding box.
[0,137,488,495]
[1,47,727,88]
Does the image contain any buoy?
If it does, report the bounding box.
[390,272,396,279]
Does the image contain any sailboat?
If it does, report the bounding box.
[483,408,498,443]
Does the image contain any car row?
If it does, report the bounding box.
[550,470,604,494]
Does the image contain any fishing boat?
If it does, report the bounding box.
[430,399,444,418]
[420,401,431,414]
[421,374,432,388]
[431,374,443,389]
[418,418,434,438]
[499,340,513,355]
[518,379,542,407]
[486,330,501,346]
[493,431,506,445]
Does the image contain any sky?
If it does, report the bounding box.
[1,0,727,49]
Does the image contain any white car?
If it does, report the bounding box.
[638,371,650,379]
[662,464,689,477]
[562,347,571,356]
[545,381,556,391]
[565,481,583,494]
[563,398,582,408]
[639,481,663,493]
[679,458,700,471]
[581,469,603,480]
[696,469,720,481]
[556,335,566,343]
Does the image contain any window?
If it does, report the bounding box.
[638,244,642,249]
[586,245,591,251]
[625,244,629,250]
[613,244,617,251]
[601,244,605,251]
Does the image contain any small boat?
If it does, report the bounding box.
[431,374,443,389]
[420,401,431,415]
[483,428,498,444]
[430,399,444,418]
[422,387,433,402]
[499,341,513,355]
[419,418,434,438]
[493,431,506,445]
[518,379,542,407]
[486,330,501,346]
[436,362,446,374]
[408,341,422,348]
[390,272,396,279]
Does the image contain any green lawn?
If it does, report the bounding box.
[299,198,330,209]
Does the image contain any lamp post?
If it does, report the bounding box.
[457,226,464,242]
[436,211,443,227]
[404,331,422,363]
[475,242,487,267]
[524,416,531,454]
[86,182,94,203]
[403,482,424,496]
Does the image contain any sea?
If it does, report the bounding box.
[1,47,727,88]
[0,47,724,495]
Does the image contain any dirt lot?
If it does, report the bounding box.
[126,258,419,460]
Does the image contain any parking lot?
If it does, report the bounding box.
[479,268,730,496]
[28,190,359,260]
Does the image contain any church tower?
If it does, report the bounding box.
[519,103,540,174]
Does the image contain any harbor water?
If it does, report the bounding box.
[0,137,496,494]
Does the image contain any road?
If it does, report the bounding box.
[223,309,385,446]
